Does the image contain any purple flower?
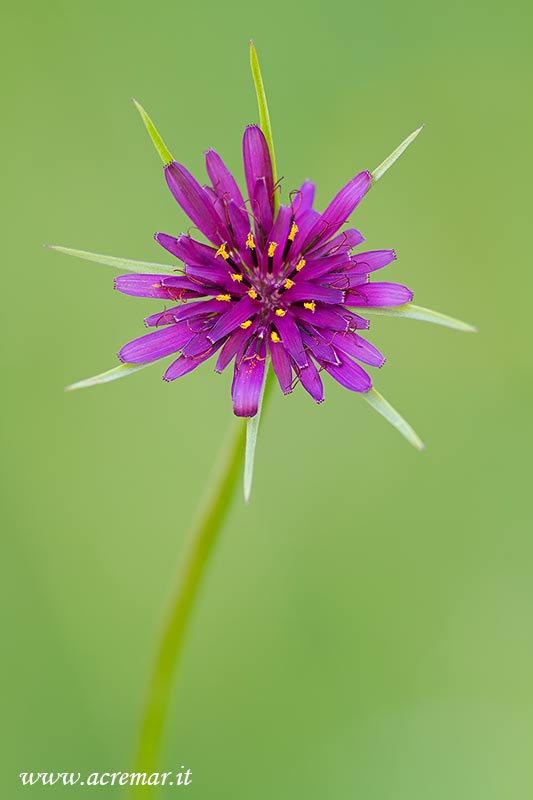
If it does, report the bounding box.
[116,125,413,417]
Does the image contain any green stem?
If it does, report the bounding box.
[131,418,246,795]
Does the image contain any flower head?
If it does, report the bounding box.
[116,125,413,417]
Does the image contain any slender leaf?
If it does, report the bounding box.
[249,40,279,213]
[370,125,424,185]
[243,362,272,503]
[363,303,477,332]
[243,362,275,502]
[363,388,425,451]
[46,244,176,274]
[132,99,174,165]
[65,362,155,392]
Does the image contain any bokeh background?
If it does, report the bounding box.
[2,0,533,796]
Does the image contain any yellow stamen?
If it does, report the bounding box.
[248,289,258,299]
[267,241,278,258]
[296,258,306,272]
[284,279,295,289]
[151,282,162,288]
[216,294,231,302]
[215,243,230,260]
[275,308,286,317]
[246,232,255,250]
[230,273,243,282]
[288,222,298,241]
[303,301,316,312]
[271,331,281,343]
[240,320,252,329]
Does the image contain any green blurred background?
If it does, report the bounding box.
[2,0,533,795]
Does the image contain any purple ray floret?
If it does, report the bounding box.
[116,125,413,417]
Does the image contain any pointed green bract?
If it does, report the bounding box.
[249,41,279,213]
[132,98,174,166]
[364,303,477,332]
[65,362,154,392]
[363,388,425,451]
[244,362,273,502]
[370,125,424,185]
[46,244,176,274]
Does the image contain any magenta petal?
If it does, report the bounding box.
[298,358,324,403]
[274,313,307,368]
[332,332,386,367]
[155,297,230,325]
[181,329,218,358]
[292,304,369,331]
[185,263,246,294]
[205,149,245,208]
[231,337,267,417]
[292,305,350,331]
[348,282,413,307]
[252,176,274,243]
[301,329,341,365]
[114,274,202,299]
[326,271,368,290]
[165,162,226,244]
[207,295,259,343]
[310,228,365,257]
[322,355,372,393]
[163,344,220,381]
[155,232,225,270]
[283,281,345,305]
[242,125,274,217]
[293,180,316,217]
[350,249,397,274]
[215,321,258,373]
[118,323,193,364]
[164,356,200,381]
[290,208,321,251]
[269,338,293,394]
[227,199,253,247]
[302,170,371,251]
[144,306,182,327]
[299,252,354,282]
[154,232,187,262]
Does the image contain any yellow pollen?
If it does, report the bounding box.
[248,289,258,299]
[240,320,252,329]
[303,301,316,312]
[275,308,286,317]
[267,241,278,258]
[230,273,243,282]
[216,294,231,302]
[271,331,281,343]
[246,232,255,250]
[215,243,230,260]
[288,222,299,241]
[296,258,306,272]
[284,279,295,289]
[151,282,162,288]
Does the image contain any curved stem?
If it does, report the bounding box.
[131,418,246,795]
